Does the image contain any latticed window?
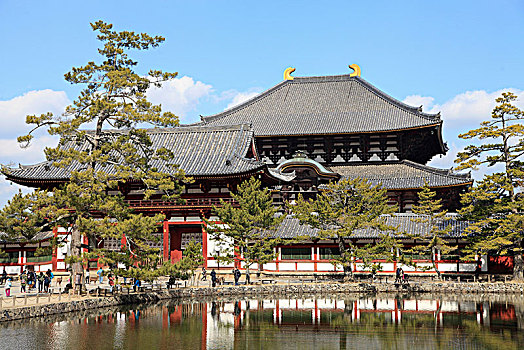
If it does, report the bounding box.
[319,247,340,260]
[281,247,311,260]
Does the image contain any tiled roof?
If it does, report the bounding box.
[0,230,54,243]
[271,214,470,239]
[200,75,441,136]
[330,160,472,189]
[3,124,265,183]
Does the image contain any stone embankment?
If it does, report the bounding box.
[1,281,523,322]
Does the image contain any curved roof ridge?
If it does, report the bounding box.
[201,81,289,124]
[353,76,441,121]
[401,160,472,179]
[148,123,253,134]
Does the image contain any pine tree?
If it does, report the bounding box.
[291,177,398,281]
[455,92,524,280]
[206,177,283,277]
[404,183,455,279]
[0,21,186,289]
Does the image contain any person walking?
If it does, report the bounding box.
[133,278,141,292]
[85,269,90,285]
[201,267,207,281]
[1,268,7,284]
[245,270,250,285]
[20,271,27,293]
[211,269,217,287]
[4,277,12,297]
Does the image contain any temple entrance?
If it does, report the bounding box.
[164,224,204,263]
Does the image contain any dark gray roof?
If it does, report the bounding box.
[0,231,54,243]
[200,75,441,136]
[271,214,470,239]
[330,160,472,189]
[4,124,265,183]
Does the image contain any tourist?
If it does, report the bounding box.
[201,267,207,281]
[20,271,27,293]
[30,271,36,290]
[1,268,6,284]
[395,267,402,283]
[133,278,141,292]
[4,277,12,297]
[44,274,51,293]
[38,272,45,293]
[401,269,406,284]
[97,268,103,284]
[85,269,90,285]
[233,268,241,286]
[108,274,115,293]
[245,270,250,285]
[211,269,217,287]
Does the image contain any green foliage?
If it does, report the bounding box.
[159,240,204,281]
[0,21,187,284]
[404,183,455,278]
[206,177,283,272]
[291,177,398,278]
[455,92,524,279]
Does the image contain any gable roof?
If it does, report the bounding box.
[200,75,441,137]
[3,124,265,185]
[329,160,472,190]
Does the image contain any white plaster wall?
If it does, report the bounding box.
[316,263,336,271]
[378,263,394,271]
[278,263,296,271]
[403,300,417,311]
[264,263,277,271]
[297,299,315,309]
[296,262,314,271]
[441,301,459,312]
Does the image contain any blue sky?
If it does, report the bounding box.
[0,0,523,206]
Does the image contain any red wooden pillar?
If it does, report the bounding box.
[51,227,58,271]
[163,221,170,261]
[171,227,182,263]
[201,225,208,268]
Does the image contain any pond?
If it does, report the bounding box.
[1,294,523,349]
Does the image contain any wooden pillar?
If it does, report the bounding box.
[163,221,170,261]
[171,227,182,263]
[201,224,208,268]
[51,227,58,271]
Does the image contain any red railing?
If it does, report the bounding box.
[126,197,237,208]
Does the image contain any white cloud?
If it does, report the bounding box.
[0,89,70,139]
[226,90,261,109]
[147,76,213,123]
[408,89,524,181]
[404,89,524,128]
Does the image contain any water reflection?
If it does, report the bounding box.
[1,295,523,349]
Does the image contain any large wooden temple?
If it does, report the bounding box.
[2,66,482,276]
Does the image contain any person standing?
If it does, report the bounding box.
[4,277,12,297]
[44,274,51,293]
[201,267,207,281]
[211,269,217,287]
[20,271,27,293]
[245,270,250,285]
[38,272,45,293]
[108,274,115,293]
[395,267,402,283]
[233,268,241,286]
[86,269,90,285]
[97,268,103,284]
[1,268,7,284]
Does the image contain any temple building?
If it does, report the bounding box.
[3,66,486,276]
